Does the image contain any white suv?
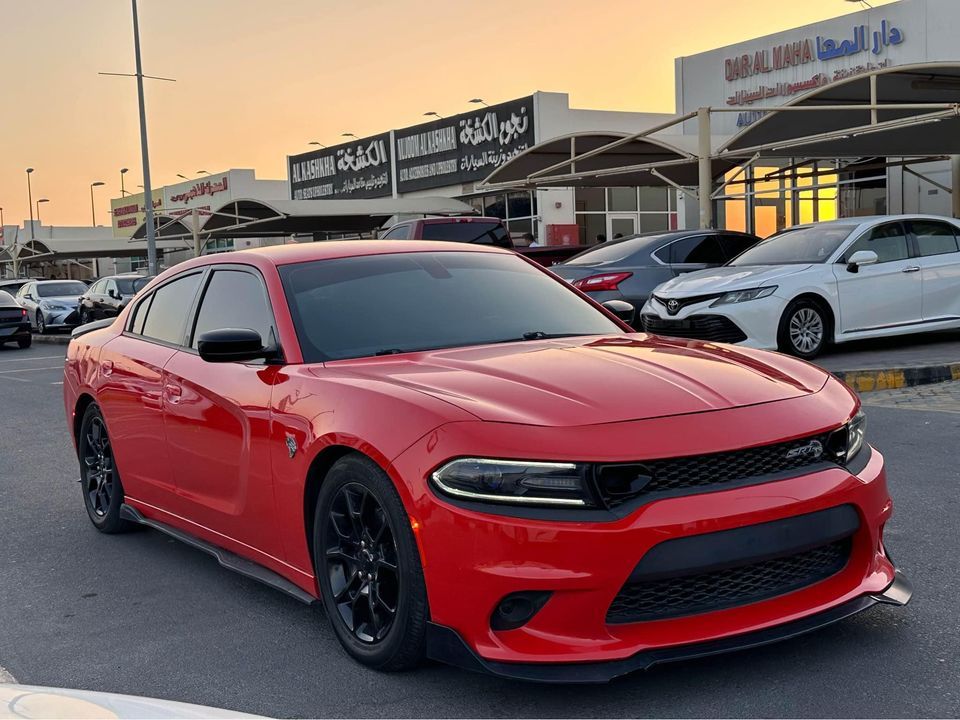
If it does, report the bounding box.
[641,215,960,358]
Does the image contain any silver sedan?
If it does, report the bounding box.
[15,279,88,334]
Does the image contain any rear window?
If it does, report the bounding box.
[115,276,151,294]
[420,221,511,247]
[563,235,658,266]
[0,290,16,305]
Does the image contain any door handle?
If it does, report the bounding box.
[901,266,921,273]
[163,383,182,404]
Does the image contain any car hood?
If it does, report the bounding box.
[326,335,828,426]
[654,264,812,296]
[38,294,82,305]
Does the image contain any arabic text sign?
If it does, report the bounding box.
[110,192,162,238]
[724,18,904,87]
[393,96,535,193]
[289,132,393,200]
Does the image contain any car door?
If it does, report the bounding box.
[833,221,922,334]
[104,279,123,317]
[85,280,105,318]
[665,234,726,275]
[160,265,284,558]
[95,271,204,509]
[907,219,960,321]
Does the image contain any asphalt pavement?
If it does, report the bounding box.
[0,344,958,718]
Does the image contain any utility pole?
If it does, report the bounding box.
[132,0,158,276]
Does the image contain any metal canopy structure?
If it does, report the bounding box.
[481,63,960,227]
[130,196,476,241]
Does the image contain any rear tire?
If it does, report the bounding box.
[313,454,428,671]
[17,336,31,349]
[777,298,829,359]
[78,403,134,533]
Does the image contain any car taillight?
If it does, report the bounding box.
[20,309,26,317]
[572,272,632,292]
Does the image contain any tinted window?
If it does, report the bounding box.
[191,270,275,348]
[36,281,87,297]
[139,273,202,345]
[130,294,152,335]
[731,224,856,266]
[115,277,150,294]
[382,225,411,240]
[563,234,656,266]
[719,234,761,260]
[280,251,622,362]
[420,221,511,247]
[843,222,910,263]
[912,220,960,257]
[669,235,725,264]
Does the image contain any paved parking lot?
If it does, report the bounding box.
[0,344,958,718]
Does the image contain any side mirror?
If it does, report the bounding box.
[602,299,636,326]
[846,250,878,273]
[108,289,119,299]
[197,328,268,363]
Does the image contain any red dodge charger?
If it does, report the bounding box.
[63,241,911,682]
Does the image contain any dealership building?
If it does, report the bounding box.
[287,0,960,247]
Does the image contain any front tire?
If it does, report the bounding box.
[36,310,47,335]
[778,299,829,359]
[313,454,428,671]
[78,403,133,533]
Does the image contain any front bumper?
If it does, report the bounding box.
[392,388,906,675]
[426,571,912,683]
[40,307,81,329]
[640,294,785,349]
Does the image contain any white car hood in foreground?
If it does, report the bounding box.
[654,264,813,296]
[0,684,264,719]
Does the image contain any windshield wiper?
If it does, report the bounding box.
[374,348,405,356]
[520,331,586,341]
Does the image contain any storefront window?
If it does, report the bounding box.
[507,192,532,219]
[575,187,605,212]
[577,213,607,245]
[607,187,638,211]
[484,194,506,219]
[639,187,669,212]
[574,186,676,245]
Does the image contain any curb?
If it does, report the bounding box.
[30,334,71,346]
[832,362,960,393]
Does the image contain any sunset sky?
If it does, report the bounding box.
[0,0,896,227]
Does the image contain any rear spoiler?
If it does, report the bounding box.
[71,318,115,339]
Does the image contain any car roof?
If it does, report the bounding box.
[393,215,500,226]
[565,228,758,259]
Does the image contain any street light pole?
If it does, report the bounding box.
[120,167,129,197]
[132,0,158,276]
[90,182,105,226]
[36,198,49,224]
[25,168,35,241]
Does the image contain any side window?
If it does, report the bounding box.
[912,220,960,257]
[669,235,725,265]
[106,280,118,296]
[843,222,910,263]
[90,280,106,294]
[139,273,203,345]
[190,270,275,349]
[382,225,411,240]
[130,294,152,335]
[719,234,759,261]
[18,283,32,299]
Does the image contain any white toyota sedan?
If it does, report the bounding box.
[640,215,960,358]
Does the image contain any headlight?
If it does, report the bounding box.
[40,300,68,311]
[711,286,777,306]
[827,409,867,465]
[430,458,594,507]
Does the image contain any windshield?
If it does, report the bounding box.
[37,282,88,297]
[420,221,512,247]
[115,277,151,294]
[728,225,857,266]
[280,251,623,362]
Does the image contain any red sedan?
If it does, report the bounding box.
[63,241,911,682]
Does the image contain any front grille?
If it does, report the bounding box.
[651,293,724,314]
[595,433,841,509]
[606,538,851,623]
[641,314,747,344]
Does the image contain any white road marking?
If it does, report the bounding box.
[0,665,15,683]
[0,355,64,363]
[0,375,30,383]
[0,365,64,374]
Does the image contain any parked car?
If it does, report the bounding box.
[79,274,153,324]
[0,277,42,298]
[0,290,31,349]
[552,229,761,327]
[641,215,960,358]
[15,279,87,334]
[380,216,588,266]
[64,240,910,681]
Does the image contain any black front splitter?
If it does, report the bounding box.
[426,571,913,684]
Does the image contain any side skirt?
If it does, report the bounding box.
[120,503,319,606]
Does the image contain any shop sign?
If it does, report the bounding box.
[393,96,534,193]
[110,192,162,238]
[288,132,393,200]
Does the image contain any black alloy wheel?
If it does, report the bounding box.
[325,482,400,643]
[78,403,132,533]
[36,310,46,335]
[314,454,428,670]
